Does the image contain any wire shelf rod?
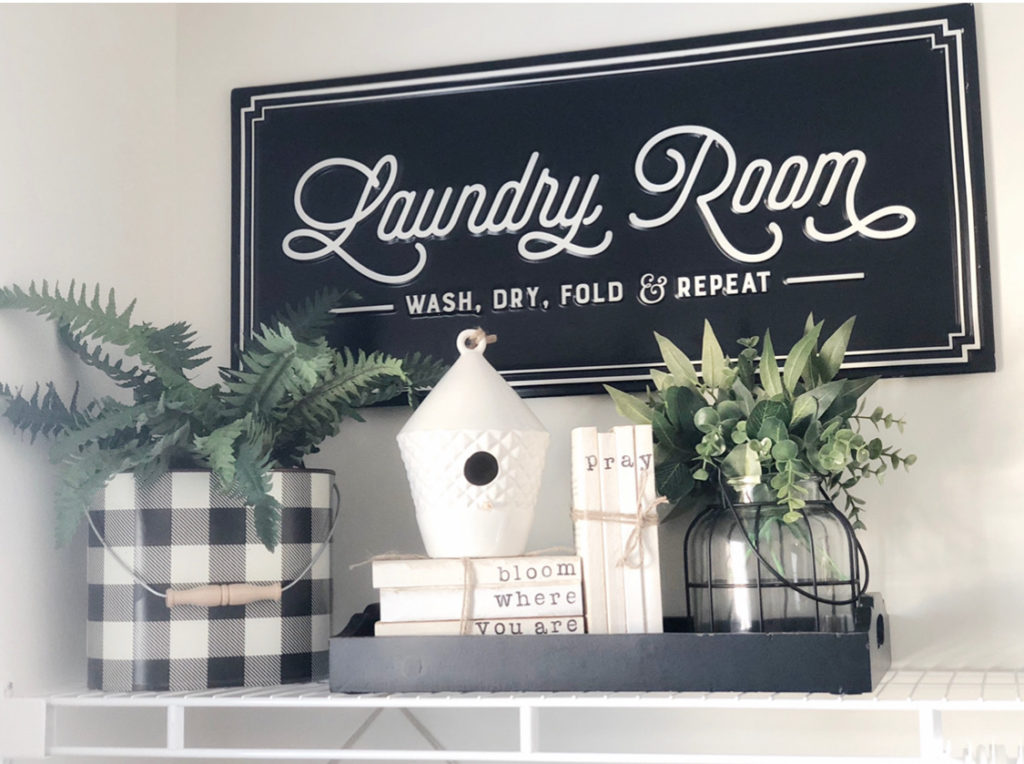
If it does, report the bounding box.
[44,747,927,763]
[43,692,1024,711]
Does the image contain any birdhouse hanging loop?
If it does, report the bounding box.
[397,329,549,558]
[458,327,496,354]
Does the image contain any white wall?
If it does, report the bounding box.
[0,4,177,696]
[1,0,1023,734]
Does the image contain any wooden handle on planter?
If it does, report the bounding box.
[165,583,282,608]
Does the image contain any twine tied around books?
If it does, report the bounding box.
[350,554,476,633]
[458,557,477,635]
[570,468,667,569]
[453,551,572,634]
[352,547,575,636]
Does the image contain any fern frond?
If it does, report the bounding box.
[53,419,198,546]
[193,415,251,487]
[54,459,110,547]
[53,443,135,547]
[332,349,420,410]
[269,287,363,343]
[158,379,222,428]
[138,322,210,374]
[47,398,159,462]
[1,280,135,343]
[0,281,201,390]
[358,352,447,407]
[222,325,333,418]
[58,324,154,392]
[402,352,448,391]
[132,456,169,489]
[268,348,407,465]
[1,382,85,441]
[131,422,193,485]
[231,440,280,551]
[331,348,409,403]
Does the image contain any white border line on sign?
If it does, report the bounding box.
[236,15,981,379]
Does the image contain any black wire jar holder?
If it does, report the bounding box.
[683,475,869,633]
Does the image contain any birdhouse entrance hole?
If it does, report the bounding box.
[464,451,500,486]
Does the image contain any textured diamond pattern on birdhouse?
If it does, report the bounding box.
[397,329,549,558]
[397,428,548,558]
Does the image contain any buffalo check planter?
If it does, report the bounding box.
[86,469,333,692]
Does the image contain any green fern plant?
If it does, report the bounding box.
[0,281,446,549]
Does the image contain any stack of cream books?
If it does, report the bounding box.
[570,424,664,634]
[372,555,585,636]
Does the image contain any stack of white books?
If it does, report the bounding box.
[372,555,586,636]
[571,424,664,634]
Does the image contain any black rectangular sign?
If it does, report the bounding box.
[232,4,993,396]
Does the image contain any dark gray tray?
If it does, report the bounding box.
[329,595,890,695]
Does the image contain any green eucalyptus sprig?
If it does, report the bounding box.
[606,316,915,529]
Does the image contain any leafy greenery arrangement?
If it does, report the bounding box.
[606,316,915,529]
[0,281,445,548]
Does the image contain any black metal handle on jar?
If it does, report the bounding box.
[716,474,870,607]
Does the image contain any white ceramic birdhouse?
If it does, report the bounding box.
[397,329,550,558]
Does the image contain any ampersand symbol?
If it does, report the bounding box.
[639,273,668,305]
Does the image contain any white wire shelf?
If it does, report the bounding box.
[43,670,1024,709]
[15,670,1024,762]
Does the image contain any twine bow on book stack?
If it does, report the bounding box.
[351,552,479,633]
[571,469,667,569]
[569,425,665,635]
[457,557,477,635]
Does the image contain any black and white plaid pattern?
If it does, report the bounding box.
[86,470,333,692]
